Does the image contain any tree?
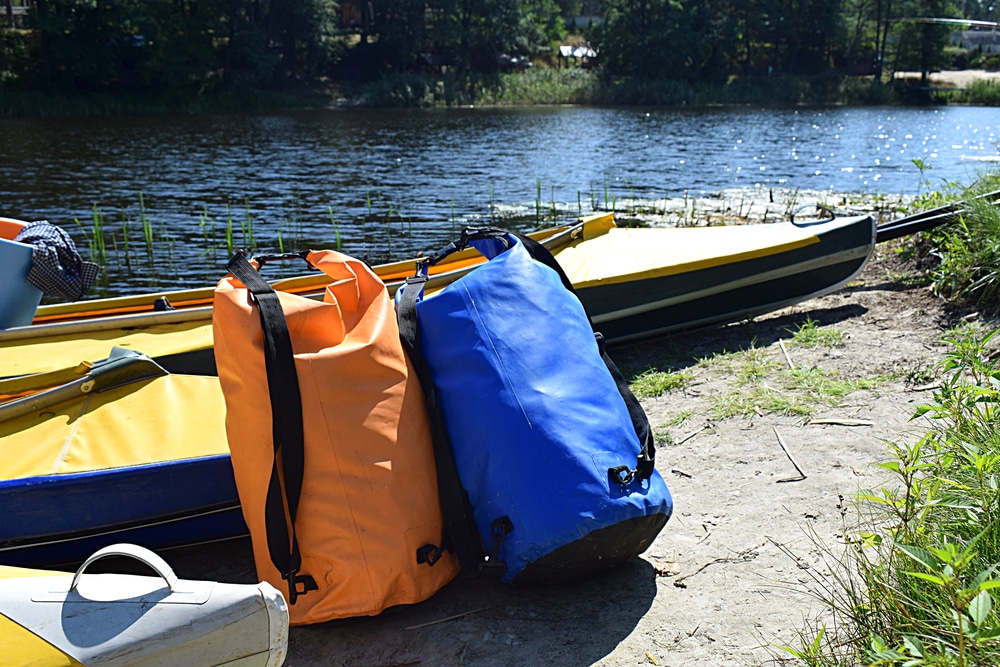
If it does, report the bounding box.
[266,0,341,82]
[890,0,961,80]
[591,0,702,81]
[364,0,557,74]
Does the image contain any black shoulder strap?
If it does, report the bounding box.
[226,252,317,605]
[397,275,490,577]
[511,231,656,484]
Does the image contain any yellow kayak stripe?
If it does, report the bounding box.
[558,226,821,288]
[0,614,83,667]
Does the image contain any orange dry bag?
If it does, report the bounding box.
[213,250,458,626]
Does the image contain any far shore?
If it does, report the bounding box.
[894,68,1000,88]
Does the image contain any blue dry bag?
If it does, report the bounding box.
[397,228,672,584]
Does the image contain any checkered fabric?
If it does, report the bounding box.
[13,221,100,300]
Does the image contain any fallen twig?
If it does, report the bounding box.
[808,418,874,427]
[405,606,493,631]
[773,427,807,483]
[778,340,795,369]
[673,541,767,588]
[676,424,709,445]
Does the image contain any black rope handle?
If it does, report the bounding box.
[227,251,317,605]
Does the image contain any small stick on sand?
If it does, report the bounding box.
[808,418,874,427]
[673,541,767,588]
[404,606,493,631]
[778,340,795,369]
[773,427,807,483]
[676,424,709,445]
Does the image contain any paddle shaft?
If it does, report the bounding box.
[876,188,1000,243]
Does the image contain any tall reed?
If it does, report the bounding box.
[77,204,107,263]
[534,179,541,224]
[328,206,342,251]
[241,198,255,251]
[119,206,131,270]
[198,206,216,258]
[225,204,235,256]
[139,191,154,259]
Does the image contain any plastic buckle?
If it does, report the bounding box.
[284,570,318,605]
[488,516,513,562]
[406,274,428,286]
[417,543,444,566]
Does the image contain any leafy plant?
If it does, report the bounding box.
[927,175,1000,311]
[796,324,1000,666]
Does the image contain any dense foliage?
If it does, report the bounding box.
[0,0,997,108]
[781,173,1000,667]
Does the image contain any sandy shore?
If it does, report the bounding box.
[894,68,1000,88]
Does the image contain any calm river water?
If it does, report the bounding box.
[1,105,997,295]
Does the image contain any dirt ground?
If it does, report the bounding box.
[162,192,977,667]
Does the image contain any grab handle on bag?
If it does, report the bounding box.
[250,251,314,272]
[417,228,510,274]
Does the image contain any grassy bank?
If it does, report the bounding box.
[5,68,997,116]
[0,88,329,118]
[942,79,1000,107]
[360,68,1000,109]
[787,173,1000,666]
[361,68,910,108]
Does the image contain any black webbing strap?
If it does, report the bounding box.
[508,231,657,484]
[595,332,656,483]
[227,252,317,605]
[397,274,490,578]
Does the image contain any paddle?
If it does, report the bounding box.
[0,348,167,422]
[876,188,1000,243]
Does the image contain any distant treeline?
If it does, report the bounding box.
[0,0,998,111]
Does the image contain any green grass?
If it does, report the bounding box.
[690,338,891,419]
[787,317,845,348]
[358,68,907,109]
[927,175,1000,311]
[708,367,888,419]
[946,79,1000,106]
[775,173,1000,666]
[653,424,674,446]
[629,368,692,398]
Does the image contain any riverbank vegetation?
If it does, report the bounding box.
[780,172,1000,666]
[1,0,999,116]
